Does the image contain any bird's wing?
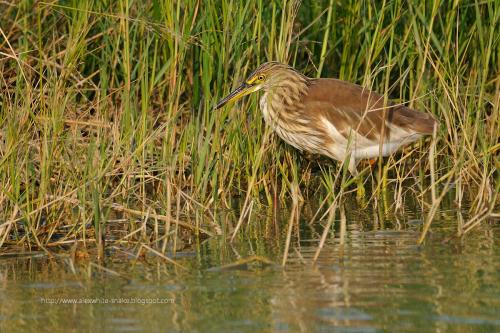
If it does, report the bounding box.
[302,78,437,142]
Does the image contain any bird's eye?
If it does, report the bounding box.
[258,75,265,81]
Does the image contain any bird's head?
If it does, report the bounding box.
[215,62,299,109]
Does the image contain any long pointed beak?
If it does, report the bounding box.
[215,82,254,109]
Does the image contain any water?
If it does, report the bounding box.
[0,204,499,333]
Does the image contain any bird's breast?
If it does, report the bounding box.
[259,92,326,155]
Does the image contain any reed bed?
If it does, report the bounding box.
[0,0,498,256]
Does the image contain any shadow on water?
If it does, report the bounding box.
[0,199,499,333]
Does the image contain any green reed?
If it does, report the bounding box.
[0,0,498,252]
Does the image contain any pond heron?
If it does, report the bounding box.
[216,62,438,175]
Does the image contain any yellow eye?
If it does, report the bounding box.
[257,75,265,81]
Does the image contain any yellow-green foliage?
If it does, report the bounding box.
[0,0,498,248]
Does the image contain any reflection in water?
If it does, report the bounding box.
[0,202,498,332]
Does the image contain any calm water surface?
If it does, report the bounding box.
[0,204,499,333]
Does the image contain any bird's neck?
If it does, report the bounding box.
[261,73,310,129]
[265,73,309,108]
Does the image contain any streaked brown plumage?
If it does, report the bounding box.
[216,62,438,175]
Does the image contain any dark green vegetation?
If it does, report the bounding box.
[0,1,498,253]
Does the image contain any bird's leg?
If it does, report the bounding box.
[368,158,378,167]
[348,154,367,200]
[347,154,358,176]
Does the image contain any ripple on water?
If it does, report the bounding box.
[0,205,498,333]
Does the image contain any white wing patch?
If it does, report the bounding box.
[321,116,422,160]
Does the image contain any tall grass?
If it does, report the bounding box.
[0,0,498,253]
